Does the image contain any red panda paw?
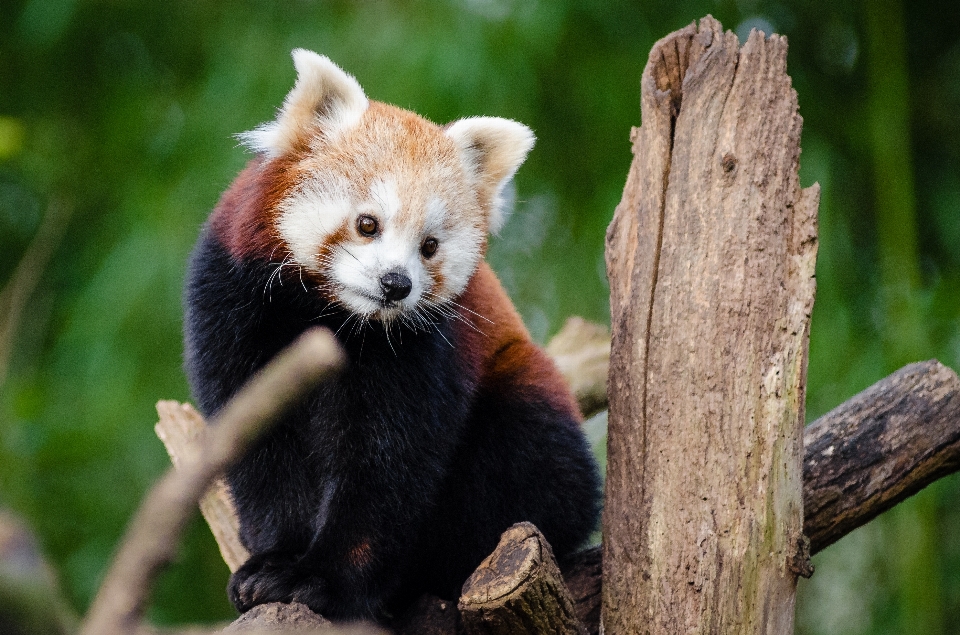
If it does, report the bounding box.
[228,552,329,615]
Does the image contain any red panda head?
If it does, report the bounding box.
[237,49,534,323]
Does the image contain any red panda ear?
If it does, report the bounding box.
[238,49,369,157]
[445,117,535,234]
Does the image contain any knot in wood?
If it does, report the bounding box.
[788,533,814,579]
[721,152,738,174]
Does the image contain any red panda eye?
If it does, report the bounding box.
[357,215,378,236]
[421,238,438,259]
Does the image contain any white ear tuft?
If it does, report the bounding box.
[445,117,535,234]
[238,49,369,157]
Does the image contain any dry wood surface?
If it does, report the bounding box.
[146,16,960,634]
[153,334,960,634]
[803,359,960,552]
[458,523,585,635]
[155,401,250,572]
[603,15,818,635]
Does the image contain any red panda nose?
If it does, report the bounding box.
[380,272,412,302]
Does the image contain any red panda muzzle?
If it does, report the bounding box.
[379,271,412,302]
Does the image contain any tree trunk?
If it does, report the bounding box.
[603,15,819,635]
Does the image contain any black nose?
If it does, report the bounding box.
[380,271,412,302]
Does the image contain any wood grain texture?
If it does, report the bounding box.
[155,319,612,576]
[458,523,585,635]
[803,359,960,553]
[554,358,960,635]
[155,358,960,634]
[603,15,818,634]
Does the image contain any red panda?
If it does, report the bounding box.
[184,49,600,622]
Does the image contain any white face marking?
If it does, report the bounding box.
[239,52,535,329]
[331,221,426,321]
[425,198,483,302]
[277,177,352,272]
[276,167,487,324]
[424,196,445,230]
[369,178,401,222]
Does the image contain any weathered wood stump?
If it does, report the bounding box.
[136,15,960,635]
[458,523,585,635]
[604,15,818,634]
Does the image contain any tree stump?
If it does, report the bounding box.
[604,15,819,634]
[458,523,585,635]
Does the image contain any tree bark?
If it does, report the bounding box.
[458,523,585,635]
[155,401,249,572]
[154,345,960,634]
[603,15,818,635]
[803,359,960,553]
[148,17,960,633]
[153,338,960,634]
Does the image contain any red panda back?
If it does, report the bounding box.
[454,262,583,423]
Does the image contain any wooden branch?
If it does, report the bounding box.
[80,328,345,635]
[603,15,817,633]
[221,602,333,633]
[222,601,386,634]
[545,317,610,419]
[458,523,585,635]
[803,359,960,553]
[154,318,614,575]
[555,359,960,634]
[155,402,249,572]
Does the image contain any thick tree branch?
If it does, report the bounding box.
[803,359,960,553]
[458,523,586,635]
[558,358,960,634]
[81,328,345,635]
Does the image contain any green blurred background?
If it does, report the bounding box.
[1,0,958,632]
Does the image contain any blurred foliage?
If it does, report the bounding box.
[0,0,958,631]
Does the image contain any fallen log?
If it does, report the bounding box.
[557,359,960,634]
[802,359,960,553]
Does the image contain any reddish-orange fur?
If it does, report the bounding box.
[454,263,582,420]
[210,157,298,261]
